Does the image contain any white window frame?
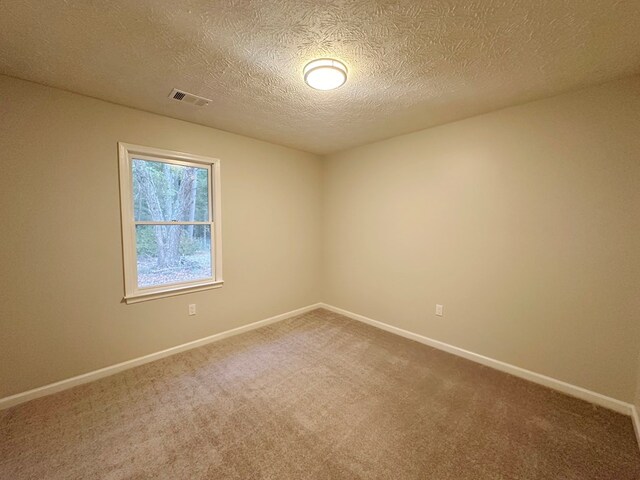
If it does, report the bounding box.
[118,143,223,304]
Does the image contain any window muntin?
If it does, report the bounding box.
[119,144,222,303]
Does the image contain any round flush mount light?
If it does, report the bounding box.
[303,59,347,91]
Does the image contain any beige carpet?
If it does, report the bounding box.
[1,308,639,479]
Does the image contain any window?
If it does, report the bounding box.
[118,143,222,303]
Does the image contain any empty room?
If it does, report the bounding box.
[1,1,639,478]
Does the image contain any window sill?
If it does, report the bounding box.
[124,280,224,304]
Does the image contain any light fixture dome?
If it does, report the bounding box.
[303,59,347,91]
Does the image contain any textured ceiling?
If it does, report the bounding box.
[1,1,639,154]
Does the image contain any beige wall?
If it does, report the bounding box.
[2,73,639,405]
[0,75,323,398]
[636,352,640,413]
[322,76,640,403]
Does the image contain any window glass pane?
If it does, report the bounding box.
[132,159,209,222]
[136,225,212,288]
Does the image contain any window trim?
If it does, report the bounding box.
[118,142,223,304]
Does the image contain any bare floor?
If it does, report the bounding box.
[1,309,639,479]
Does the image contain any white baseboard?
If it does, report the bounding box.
[0,303,322,410]
[632,406,640,449]
[319,303,634,416]
[2,301,635,421]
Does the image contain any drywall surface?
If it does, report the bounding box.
[322,76,640,402]
[636,353,640,413]
[0,75,322,398]
[2,2,640,154]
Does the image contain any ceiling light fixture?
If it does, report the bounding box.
[303,59,347,91]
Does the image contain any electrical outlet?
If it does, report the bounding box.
[188,304,197,316]
[435,304,444,317]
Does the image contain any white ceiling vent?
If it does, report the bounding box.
[168,88,211,107]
